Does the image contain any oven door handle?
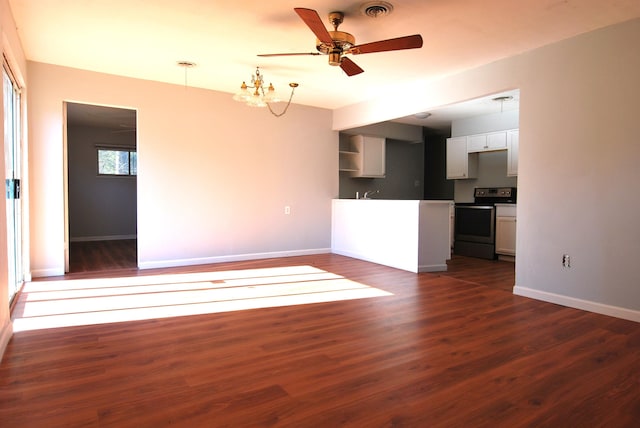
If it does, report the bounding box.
[455,205,494,210]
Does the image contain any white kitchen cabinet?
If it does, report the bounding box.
[343,135,385,178]
[495,204,517,258]
[338,150,359,173]
[446,129,518,179]
[467,131,507,153]
[507,129,519,176]
[446,136,478,179]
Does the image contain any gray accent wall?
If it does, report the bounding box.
[339,122,425,200]
[423,131,454,200]
[339,135,424,200]
[67,123,137,241]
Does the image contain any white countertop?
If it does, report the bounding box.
[337,199,453,204]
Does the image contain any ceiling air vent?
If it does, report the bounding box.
[360,1,394,18]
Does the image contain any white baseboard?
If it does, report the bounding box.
[138,248,331,270]
[418,263,448,272]
[31,267,65,278]
[332,249,419,273]
[70,235,137,242]
[0,318,13,362]
[513,286,640,323]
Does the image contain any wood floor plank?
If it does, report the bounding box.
[1,251,639,427]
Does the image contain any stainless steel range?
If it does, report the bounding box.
[454,187,516,259]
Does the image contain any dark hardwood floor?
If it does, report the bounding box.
[2,251,638,427]
[68,239,515,291]
[69,239,137,273]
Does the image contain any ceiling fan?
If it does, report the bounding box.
[258,7,423,76]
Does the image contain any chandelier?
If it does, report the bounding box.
[232,67,298,117]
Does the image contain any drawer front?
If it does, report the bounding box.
[496,205,517,217]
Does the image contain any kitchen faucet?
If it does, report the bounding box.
[363,189,379,199]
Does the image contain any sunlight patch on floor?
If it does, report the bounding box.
[12,265,393,332]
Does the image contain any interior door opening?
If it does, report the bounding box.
[65,102,138,273]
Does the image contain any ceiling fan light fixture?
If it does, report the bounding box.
[260,7,422,77]
[329,50,342,66]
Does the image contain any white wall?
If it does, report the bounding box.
[333,19,640,321]
[28,63,336,275]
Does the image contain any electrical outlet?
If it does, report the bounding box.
[562,254,571,268]
[284,206,291,215]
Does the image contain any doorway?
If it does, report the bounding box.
[64,102,138,273]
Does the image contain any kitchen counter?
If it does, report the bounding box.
[331,199,453,273]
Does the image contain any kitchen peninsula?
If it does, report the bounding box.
[331,199,453,273]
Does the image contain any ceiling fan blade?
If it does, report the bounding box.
[257,52,321,57]
[340,57,364,76]
[294,8,334,46]
[350,34,423,55]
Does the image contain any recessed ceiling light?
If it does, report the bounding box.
[414,112,431,119]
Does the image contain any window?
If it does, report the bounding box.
[98,148,137,176]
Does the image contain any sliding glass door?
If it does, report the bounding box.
[3,62,23,305]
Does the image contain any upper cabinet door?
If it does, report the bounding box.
[467,134,487,152]
[467,131,507,153]
[447,137,477,179]
[349,135,386,178]
[486,131,507,150]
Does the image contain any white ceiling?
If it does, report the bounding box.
[12,0,639,128]
[391,88,520,129]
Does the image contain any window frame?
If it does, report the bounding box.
[96,146,137,177]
